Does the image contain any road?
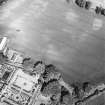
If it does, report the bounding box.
[0,0,104,85]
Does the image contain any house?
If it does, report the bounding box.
[0,37,8,55]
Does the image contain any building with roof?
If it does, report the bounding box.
[0,65,41,105]
[0,37,8,55]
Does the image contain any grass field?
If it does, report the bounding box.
[0,0,104,86]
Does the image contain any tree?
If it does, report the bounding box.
[82,82,94,96]
[41,80,61,97]
[42,64,61,83]
[32,61,45,74]
[22,57,31,65]
[22,57,34,69]
[82,82,90,92]
[71,82,84,100]
[60,86,73,105]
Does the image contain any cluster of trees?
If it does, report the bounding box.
[41,80,73,105]
[22,57,34,68]
[22,58,61,77]
[39,63,73,105]
[22,59,46,75]
[41,80,61,97]
[60,86,73,105]
[42,64,61,83]
[22,58,104,105]
[71,82,93,100]
[21,58,95,105]
[22,57,61,78]
[23,59,94,104]
[32,61,45,74]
